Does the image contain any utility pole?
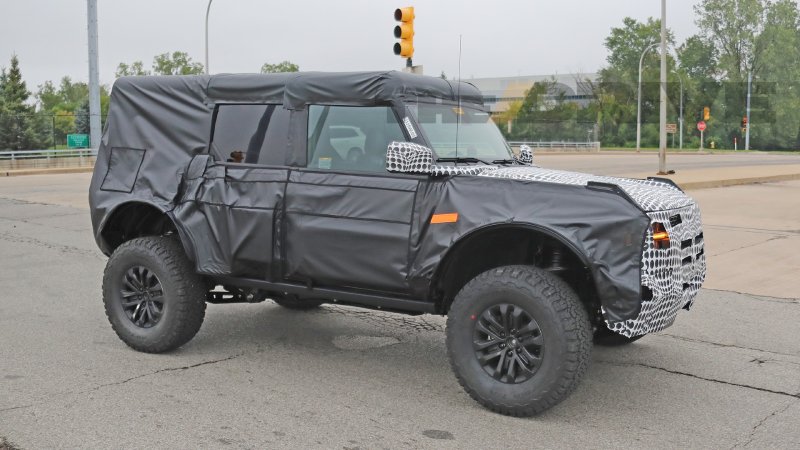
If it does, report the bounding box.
[87,0,101,151]
[745,71,752,151]
[658,0,668,174]
[205,0,213,74]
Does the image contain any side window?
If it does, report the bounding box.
[307,105,406,173]
[211,104,291,166]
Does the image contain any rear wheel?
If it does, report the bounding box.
[103,236,206,353]
[446,265,592,417]
[594,326,645,346]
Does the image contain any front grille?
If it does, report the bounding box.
[605,202,706,337]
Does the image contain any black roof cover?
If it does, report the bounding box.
[205,71,485,108]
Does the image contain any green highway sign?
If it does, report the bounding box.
[67,134,89,149]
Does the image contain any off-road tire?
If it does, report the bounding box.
[103,236,207,353]
[594,326,645,346]
[272,295,325,310]
[446,265,592,417]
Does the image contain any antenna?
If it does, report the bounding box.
[455,35,462,166]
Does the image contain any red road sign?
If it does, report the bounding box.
[697,121,707,132]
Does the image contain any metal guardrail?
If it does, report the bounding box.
[0,148,98,160]
[508,141,601,150]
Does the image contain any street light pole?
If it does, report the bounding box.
[745,71,752,150]
[205,0,213,75]
[658,0,668,174]
[636,43,659,153]
[672,70,683,150]
[87,0,101,151]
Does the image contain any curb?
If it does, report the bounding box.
[677,172,800,190]
[1,166,94,177]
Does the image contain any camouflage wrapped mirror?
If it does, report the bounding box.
[515,144,533,165]
[386,141,434,174]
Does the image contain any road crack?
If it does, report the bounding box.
[91,352,246,391]
[597,360,800,399]
[0,353,245,414]
[0,232,104,261]
[731,401,797,449]
[703,288,799,304]
[660,333,800,359]
[708,235,787,257]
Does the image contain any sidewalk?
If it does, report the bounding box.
[626,164,800,190]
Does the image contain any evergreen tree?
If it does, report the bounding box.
[75,100,90,136]
[0,55,46,150]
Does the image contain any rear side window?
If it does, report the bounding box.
[307,105,406,173]
[211,104,290,165]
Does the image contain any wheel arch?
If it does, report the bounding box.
[430,222,600,320]
[97,201,195,262]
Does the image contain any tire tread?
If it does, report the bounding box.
[446,265,592,417]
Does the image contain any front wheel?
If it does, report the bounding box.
[103,236,207,353]
[446,265,592,417]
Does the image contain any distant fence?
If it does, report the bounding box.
[508,141,601,152]
[0,149,97,170]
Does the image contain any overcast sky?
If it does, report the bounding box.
[1,0,701,90]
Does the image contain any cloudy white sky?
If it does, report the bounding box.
[1,0,702,90]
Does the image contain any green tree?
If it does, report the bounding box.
[0,55,47,150]
[750,0,800,148]
[695,0,767,81]
[75,100,90,135]
[260,61,299,74]
[115,61,150,78]
[512,79,588,142]
[596,17,677,147]
[35,76,110,147]
[153,51,204,75]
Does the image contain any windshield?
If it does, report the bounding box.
[408,103,513,161]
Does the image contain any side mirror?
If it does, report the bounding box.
[386,141,433,174]
[515,144,533,165]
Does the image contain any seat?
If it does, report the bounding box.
[359,131,388,172]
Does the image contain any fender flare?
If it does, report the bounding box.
[96,200,196,263]
[429,221,596,299]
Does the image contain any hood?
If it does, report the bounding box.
[477,166,693,212]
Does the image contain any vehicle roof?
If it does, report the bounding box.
[112,71,485,109]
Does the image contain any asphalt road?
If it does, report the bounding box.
[0,171,798,449]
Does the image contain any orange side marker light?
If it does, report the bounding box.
[431,213,459,224]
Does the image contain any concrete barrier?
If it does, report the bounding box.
[0,156,95,171]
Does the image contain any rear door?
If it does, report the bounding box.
[174,104,291,279]
[283,105,421,292]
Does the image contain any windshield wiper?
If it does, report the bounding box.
[491,159,517,166]
[437,157,493,165]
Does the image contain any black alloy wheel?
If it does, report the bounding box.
[473,303,544,384]
[120,265,164,328]
[103,236,207,353]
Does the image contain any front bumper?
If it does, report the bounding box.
[605,202,707,337]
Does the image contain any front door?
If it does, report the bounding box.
[283,105,420,292]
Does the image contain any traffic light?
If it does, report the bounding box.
[393,7,415,60]
[741,116,748,130]
[703,106,710,121]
